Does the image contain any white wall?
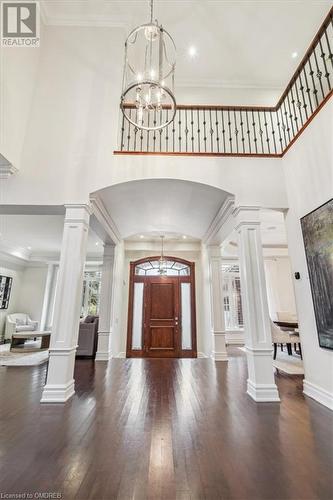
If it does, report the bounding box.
[0,263,24,339]
[283,99,333,408]
[0,25,43,169]
[264,257,296,321]
[16,266,48,327]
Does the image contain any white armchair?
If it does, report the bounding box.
[270,320,301,360]
[5,313,38,340]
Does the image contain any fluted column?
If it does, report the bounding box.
[234,207,280,402]
[209,247,228,361]
[95,244,115,361]
[41,204,91,403]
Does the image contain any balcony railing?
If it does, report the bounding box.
[115,7,333,158]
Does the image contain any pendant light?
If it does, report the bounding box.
[158,235,167,275]
[120,0,176,131]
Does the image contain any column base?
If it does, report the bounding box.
[211,351,228,361]
[95,350,112,361]
[247,379,280,402]
[40,379,75,403]
[211,331,228,361]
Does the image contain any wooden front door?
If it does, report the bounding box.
[145,278,179,358]
[126,256,197,358]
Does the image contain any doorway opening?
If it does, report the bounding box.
[126,256,197,358]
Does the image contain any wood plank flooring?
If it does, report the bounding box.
[0,347,332,500]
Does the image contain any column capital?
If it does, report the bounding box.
[233,206,261,231]
[64,204,92,226]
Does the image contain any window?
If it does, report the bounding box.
[81,270,102,317]
[222,263,244,330]
[135,259,190,276]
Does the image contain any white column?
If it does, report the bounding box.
[209,247,228,361]
[234,207,280,402]
[40,263,55,331]
[41,204,91,403]
[95,244,115,361]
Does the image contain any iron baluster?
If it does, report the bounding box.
[319,36,331,91]
[308,58,319,108]
[251,110,258,154]
[286,93,295,138]
[178,110,182,152]
[290,85,299,133]
[245,110,251,154]
[209,109,214,152]
[282,99,291,143]
[303,66,314,114]
[263,111,270,154]
[324,26,333,71]
[298,72,308,121]
[191,109,194,153]
[228,110,233,153]
[120,112,125,151]
[198,109,201,153]
[203,109,207,153]
[234,109,239,153]
[269,110,277,154]
[313,43,325,100]
[240,110,245,154]
[279,106,287,150]
[257,110,264,153]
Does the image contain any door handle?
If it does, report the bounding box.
[175,317,178,320]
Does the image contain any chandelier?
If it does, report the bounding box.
[158,235,167,275]
[120,0,176,131]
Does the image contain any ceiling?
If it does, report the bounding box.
[0,215,103,261]
[41,0,332,91]
[95,179,230,240]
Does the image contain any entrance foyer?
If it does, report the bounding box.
[127,257,197,358]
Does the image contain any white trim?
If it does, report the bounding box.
[90,196,121,245]
[203,196,235,244]
[115,352,126,358]
[211,351,228,361]
[95,351,112,361]
[303,380,333,411]
[198,352,209,358]
[247,380,280,402]
[40,380,75,403]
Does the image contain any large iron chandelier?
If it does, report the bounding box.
[120,0,176,131]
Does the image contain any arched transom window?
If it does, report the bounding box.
[135,258,190,276]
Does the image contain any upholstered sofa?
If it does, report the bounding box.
[76,315,99,358]
[5,313,38,341]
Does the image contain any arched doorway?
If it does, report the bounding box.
[126,256,197,358]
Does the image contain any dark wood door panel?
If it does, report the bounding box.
[149,326,175,349]
[145,279,179,357]
[150,282,175,319]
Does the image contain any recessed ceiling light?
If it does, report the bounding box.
[188,46,197,58]
[291,51,298,59]
[27,246,32,250]
[95,242,99,246]
[140,235,144,239]
[182,235,187,239]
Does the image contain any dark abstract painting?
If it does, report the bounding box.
[301,198,333,350]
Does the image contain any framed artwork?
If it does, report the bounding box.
[0,275,13,310]
[301,198,333,350]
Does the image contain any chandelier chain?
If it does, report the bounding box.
[150,0,154,23]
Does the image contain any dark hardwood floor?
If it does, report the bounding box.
[0,347,332,500]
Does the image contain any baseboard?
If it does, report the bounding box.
[95,351,112,361]
[40,380,75,403]
[226,339,245,345]
[115,352,126,358]
[303,379,333,410]
[211,351,228,362]
[247,379,280,403]
[198,351,209,358]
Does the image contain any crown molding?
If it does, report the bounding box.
[203,196,235,244]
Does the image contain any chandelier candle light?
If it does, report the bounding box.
[120,0,176,131]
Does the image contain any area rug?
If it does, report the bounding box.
[237,346,304,375]
[0,345,49,366]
